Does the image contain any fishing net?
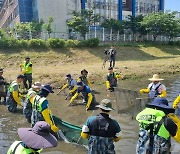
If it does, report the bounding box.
[52,115,88,146]
[114,88,151,118]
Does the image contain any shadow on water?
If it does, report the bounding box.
[0,75,180,154]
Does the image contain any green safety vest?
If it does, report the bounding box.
[79,76,88,86]
[26,88,36,99]
[107,72,117,87]
[22,61,32,74]
[7,141,41,154]
[8,81,18,93]
[136,108,170,140]
[32,95,46,112]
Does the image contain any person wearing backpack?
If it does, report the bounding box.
[81,99,122,154]
[136,97,178,154]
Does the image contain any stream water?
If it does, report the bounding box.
[0,75,179,154]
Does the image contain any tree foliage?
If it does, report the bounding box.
[72,10,100,26]
[141,12,180,41]
[43,17,54,38]
[14,20,44,39]
[124,15,148,40]
[67,16,88,39]
[67,10,100,39]
[101,18,124,33]
[0,28,8,39]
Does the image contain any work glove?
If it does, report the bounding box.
[51,125,59,133]
[139,88,150,94]
[173,104,178,109]
[113,136,122,142]
[139,89,144,94]
[173,95,180,109]
[158,90,167,98]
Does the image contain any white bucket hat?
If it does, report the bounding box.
[32,82,42,89]
[148,74,164,81]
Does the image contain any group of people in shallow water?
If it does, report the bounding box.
[0,56,180,154]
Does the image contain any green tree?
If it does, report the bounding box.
[67,16,88,39]
[72,10,100,26]
[67,10,100,39]
[141,12,180,41]
[14,21,44,39]
[0,28,7,39]
[43,17,54,38]
[14,23,30,39]
[124,15,145,41]
[81,10,100,26]
[30,19,44,38]
[101,18,124,33]
[163,13,180,41]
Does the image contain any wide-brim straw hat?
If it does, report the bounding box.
[18,121,57,149]
[148,74,164,81]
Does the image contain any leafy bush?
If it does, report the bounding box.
[47,38,65,48]
[7,38,21,48]
[29,39,47,48]
[77,40,88,47]
[77,38,99,47]
[86,38,99,47]
[0,28,7,39]
[0,39,8,48]
[18,39,29,48]
[65,39,79,47]
[174,41,180,46]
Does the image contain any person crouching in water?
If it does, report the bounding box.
[140,74,167,99]
[70,81,93,111]
[78,69,92,88]
[7,121,57,154]
[58,74,77,96]
[6,75,24,113]
[23,82,42,123]
[31,84,59,136]
[81,99,122,154]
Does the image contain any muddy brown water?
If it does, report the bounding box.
[0,75,180,154]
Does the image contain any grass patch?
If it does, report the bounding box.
[0,45,179,88]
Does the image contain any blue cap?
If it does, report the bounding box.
[42,84,54,93]
[66,74,71,78]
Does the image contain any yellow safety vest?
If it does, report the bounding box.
[7,141,42,154]
[21,61,32,74]
[32,95,46,112]
[9,81,18,93]
[136,108,170,140]
[26,88,36,99]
